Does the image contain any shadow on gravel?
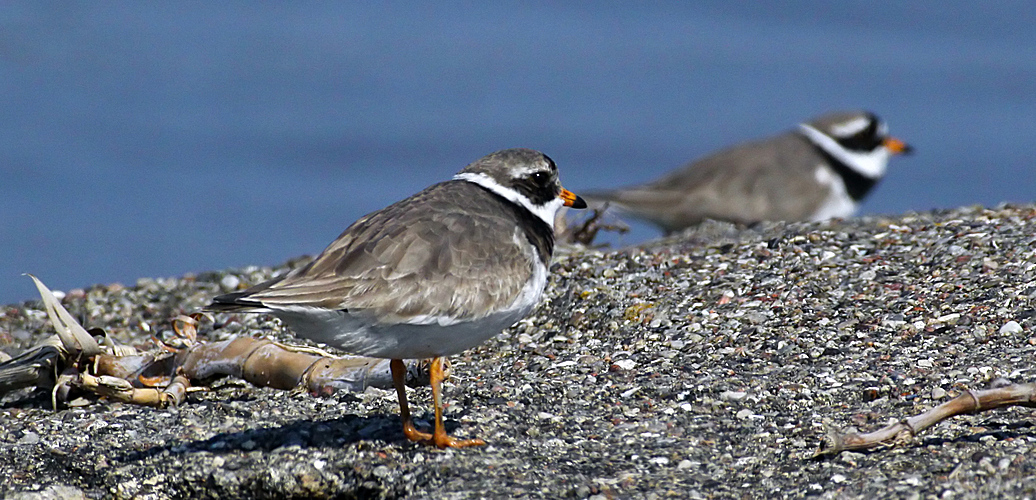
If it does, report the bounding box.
[116,412,464,464]
[916,420,1036,449]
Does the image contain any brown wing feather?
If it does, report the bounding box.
[240,181,537,323]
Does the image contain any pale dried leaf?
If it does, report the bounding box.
[27,274,102,357]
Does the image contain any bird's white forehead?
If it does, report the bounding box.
[829,116,873,138]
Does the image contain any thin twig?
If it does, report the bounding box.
[815,381,1036,457]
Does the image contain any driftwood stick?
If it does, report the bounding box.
[173,337,432,393]
[0,340,63,395]
[76,372,192,408]
[557,206,630,247]
[815,382,1036,457]
[85,335,431,402]
[2,276,433,409]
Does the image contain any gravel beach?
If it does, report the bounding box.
[2,204,1035,499]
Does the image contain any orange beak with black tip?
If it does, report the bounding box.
[884,137,913,155]
[560,188,587,209]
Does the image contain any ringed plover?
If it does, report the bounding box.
[206,148,586,448]
[582,110,912,234]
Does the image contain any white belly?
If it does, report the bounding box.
[810,165,858,221]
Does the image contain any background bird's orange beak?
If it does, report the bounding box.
[884,137,913,155]
[560,188,587,209]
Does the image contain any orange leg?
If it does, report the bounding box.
[390,358,485,448]
[391,359,433,443]
[428,357,485,448]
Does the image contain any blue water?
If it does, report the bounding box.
[2,2,1034,304]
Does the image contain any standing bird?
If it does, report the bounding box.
[582,111,912,234]
[206,148,586,448]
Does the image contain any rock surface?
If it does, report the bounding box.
[2,204,1035,499]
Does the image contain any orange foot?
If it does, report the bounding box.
[402,420,485,449]
[392,357,486,449]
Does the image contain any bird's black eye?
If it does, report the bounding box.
[530,171,549,185]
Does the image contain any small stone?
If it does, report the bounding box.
[999,321,1023,335]
[839,452,864,467]
[574,484,592,498]
[720,391,748,402]
[735,409,754,420]
[613,359,636,370]
[9,485,87,500]
[931,387,947,399]
[17,432,39,445]
[882,314,907,328]
[220,275,241,290]
[861,387,881,402]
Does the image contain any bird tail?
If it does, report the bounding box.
[203,290,271,313]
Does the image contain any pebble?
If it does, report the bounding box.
[612,359,636,370]
[17,432,39,445]
[999,321,1023,335]
[220,275,241,290]
[720,391,749,402]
